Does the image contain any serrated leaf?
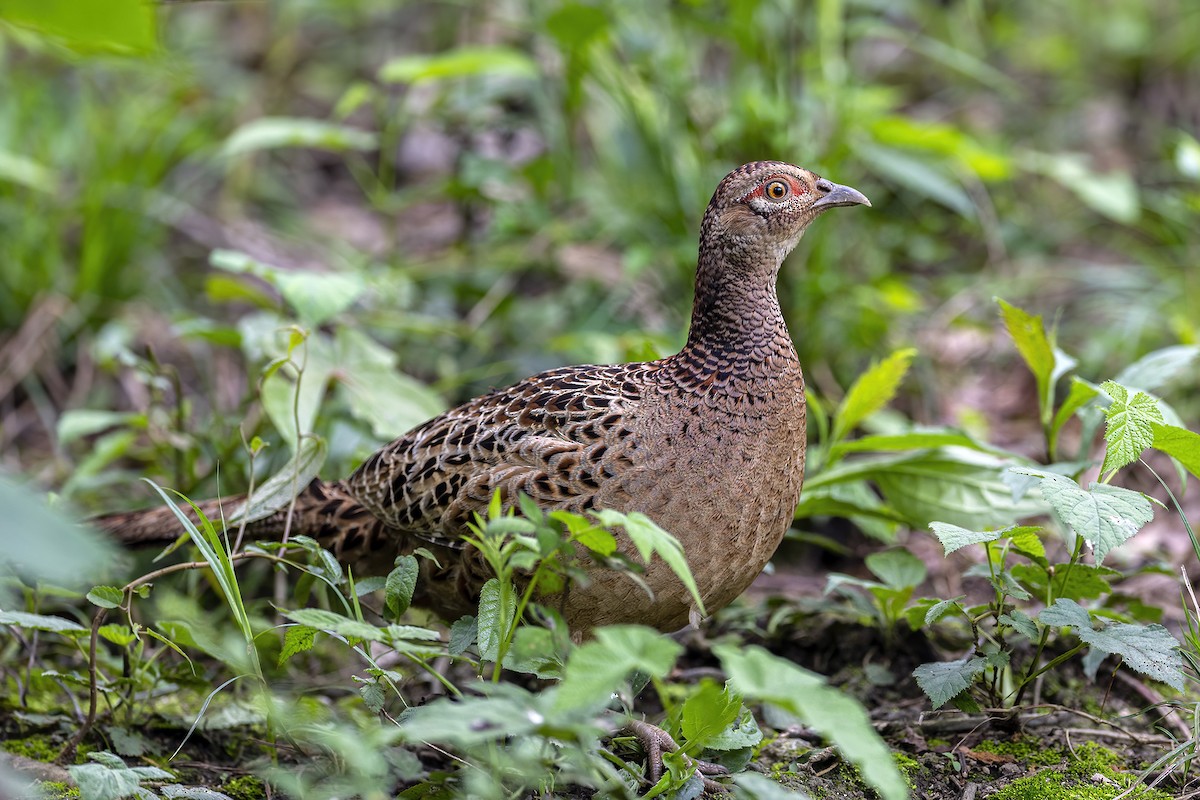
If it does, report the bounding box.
[0,610,86,634]
[680,680,742,752]
[1039,599,1184,690]
[1011,563,1117,602]
[556,625,682,712]
[1152,423,1200,480]
[1012,469,1153,563]
[913,657,987,709]
[864,549,925,590]
[924,597,966,626]
[476,578,513,662]
[87,585,124,609]
[592,510,705,616]
[999,610,1039,639]
[832,348,917,443]
[385,556,419,619]
[929,522,1003,555]
[278,625,318,665]
[448,616,477,656]
[1100,381,1163,474]
[359,681,386,713]
[716,645,907,800]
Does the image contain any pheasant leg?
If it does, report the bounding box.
[625,719,729,793]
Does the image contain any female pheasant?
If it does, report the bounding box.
[99,161,870,633]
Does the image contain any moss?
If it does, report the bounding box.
[892,753,921,791]
[926,737,951,748]
[36,781,80,799]
[2,735,58,762]
[990,741,1171,800]
[221,774,269,800]
[974,735,1065,768]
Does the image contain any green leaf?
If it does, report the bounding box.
[1114,345,1200,393]
[379,46,537,84]
[831,428,996,457]
[448,616,477,656]
[334,328,446,439]
[858,143,975,216]
[212,249,367,326]
[706,705,763,752]
[592,510,705,617]
[385,556,419,619]
[86,586,124,610]
[680,680,742,752]
[228,436,327,525]
[219,118,377,158]
[1013,469,1154,563]
[1152,423,1200,480]
[476,578,513,662]
[832,348,917,443]
[716,645,907,800]
[924,597,966,627]
[929,522,1002,555]
[999,610,1039,639]
[997,299,1056,417]
[0,149,57,193]
[0,610,86,634]
[1028,152,1140,223]
[57,409,138,444]
[556,625,682,712]
[865,549,925,591]
[282,609,384,644]
[1099,381,1163,475]
[732,772,810,798]
[278,625,318,666]
[1011,563,1117,601]
[0,0,157,54]
[98,624,136,646]
[359,680,386,713]
[912,657,987,709]
[1049,377,1100,446]
[1039,599,1184,690]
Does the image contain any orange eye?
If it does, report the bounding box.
[765,180,789,200]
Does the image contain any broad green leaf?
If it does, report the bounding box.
[997,299,1055,416]
[680,680,742,752]
[716,645,907,800]
[556,625,682,712]
[96,624,135,646]
[0,0,157,54]
[832,348,917,443]
[56,409,137,444]
[282,609,384,644]
[228,436,327,524]
[1028,152,1139,223]
[912,656,987,709]
[219,118,377,158]
[448,616,477,656]
[1011,564,1117,601]
[831,428,996,457]
[1039,599,1184,690]
[929,522,1002,555]
[858,143,974,216]
[87,586,124,610]
[69,762,148,800]
[0,149,56,193]
[999,610,1039,639]
[1099,381,1163,475]
[476,578,513,662]
[1152,423,1200,480]
[335,327,446,439]
[865,549,925,591]
[0,477,116,592]
[1007,526,1046,562]
[1049,377,1099,445]
[379,46,537,83]
[592,510,705,616]
[1012,469,1153,563]
[924,597,966,626]
[278,625,317,665]
[212,249,367,326]
[0,609,86,634]
[706,705,763,752]
[1114,345,1200,393]
[869,115,1011,181]
[385,556,419,619]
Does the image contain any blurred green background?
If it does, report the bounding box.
[1,0,1197,509]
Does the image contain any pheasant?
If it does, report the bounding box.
[97,161,869,633]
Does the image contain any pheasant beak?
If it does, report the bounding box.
[812,181,871,210]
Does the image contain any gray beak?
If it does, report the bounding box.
[812,179,871,209]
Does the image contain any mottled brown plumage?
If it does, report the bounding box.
[97,161,869,632]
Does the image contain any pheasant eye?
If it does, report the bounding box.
[764,180,789,201]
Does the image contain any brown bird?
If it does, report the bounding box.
[97,161,869,633]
